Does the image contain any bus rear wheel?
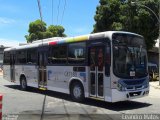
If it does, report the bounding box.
[70,81,84,102]
[20,77,27,91]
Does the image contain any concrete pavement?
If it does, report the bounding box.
[150,81,160,89]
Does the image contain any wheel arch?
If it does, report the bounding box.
[69,77,84,94]
[19,74,26,83]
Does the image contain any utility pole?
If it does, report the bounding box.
[37,0,43,21]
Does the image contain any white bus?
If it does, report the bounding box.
[3,31,149,102]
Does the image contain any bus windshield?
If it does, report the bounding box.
[112,33,148,79]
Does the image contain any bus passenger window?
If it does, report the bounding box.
[3,52,10,65]
[48,45,67,64]
[68,42,86,64]
[16,50,26,64]
[27,49,37,64]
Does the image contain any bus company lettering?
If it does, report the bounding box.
[64,71,77,77]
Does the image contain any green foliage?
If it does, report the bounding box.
[28,19,46,33]
[25,19,67,43]
[47,25,66,37]
[93,0,159,50]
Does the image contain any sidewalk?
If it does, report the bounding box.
[150,81,160,89]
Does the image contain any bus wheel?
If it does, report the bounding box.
[70,81,84,102]
[20,77,27,91]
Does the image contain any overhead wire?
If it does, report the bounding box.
[61,0,67,25]
[37,0,43,21]
[57,0,61,25]
[51,0,54,25]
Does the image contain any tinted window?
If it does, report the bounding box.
[27,48,37,64]
[48,45,67,64]
[16,50,26,64]
[68,42,86,64]
[3,52,10,65]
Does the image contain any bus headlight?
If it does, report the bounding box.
[117,83,125,91]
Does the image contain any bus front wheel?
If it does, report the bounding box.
[70,81,84,102]
[20,76,27,91]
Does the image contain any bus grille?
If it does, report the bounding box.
[123,79,145,85]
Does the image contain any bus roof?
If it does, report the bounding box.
[4,31,143,51]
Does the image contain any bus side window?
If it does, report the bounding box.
[105,44,110,76]
[16,50,26,64]
[49,45,67,64]
[68,42,86,64]
[27,48,37,64]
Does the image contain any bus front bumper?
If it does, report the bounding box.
[111,87,149,103]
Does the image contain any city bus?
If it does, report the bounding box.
[3,31,149,102]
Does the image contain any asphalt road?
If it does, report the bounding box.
[0,76,160,120]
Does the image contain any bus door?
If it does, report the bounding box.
[10,53,15,81]
[38,48,47,88]
[89,45,105,98]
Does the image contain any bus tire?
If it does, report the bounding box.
[70,81,84,102]
[20,76,27,91]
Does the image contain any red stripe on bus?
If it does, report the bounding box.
[49,41,57,45]
[0,104,2,109]
[0,95,2,101]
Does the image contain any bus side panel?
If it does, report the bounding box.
[23,65,38,88]
[47,66,87,95]
[15,65,22,85]
[15,65,38,88]
[104,76,112,102]
[47,66,71,94]
[3,65,11,81]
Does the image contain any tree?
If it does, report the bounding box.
[47,25,66,37]
[93,0,159,50]
[25,19,67,43]
[25,19,47,43]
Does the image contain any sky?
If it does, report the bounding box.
[0,0,99,47]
